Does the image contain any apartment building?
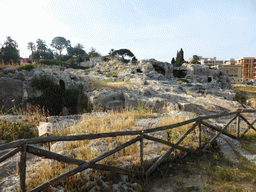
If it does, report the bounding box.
[218,64,242,84]
[236,57,256,81]
[224,58,236,65]
[188,56,224,66]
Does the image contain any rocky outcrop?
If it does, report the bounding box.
[181,63,232,89]
[0,78,23,110]
[0,59,241,115]
[0,66,82,112]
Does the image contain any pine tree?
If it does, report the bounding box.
[0,36,20,64]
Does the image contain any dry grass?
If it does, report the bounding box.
[55,108,157,136]
[159,113,205,148]
[0,106,47,142]
[24,110,210,191]
[147,142,256,192]
[232,84,256,93]
[25,108,157,190]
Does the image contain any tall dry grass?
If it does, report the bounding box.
[159,113,201,147]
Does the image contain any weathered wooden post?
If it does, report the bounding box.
[198,119,202,151]
[140,132,144,178]
[20,143,27,192]
[236,113,241,138]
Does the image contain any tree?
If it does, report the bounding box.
[0,36,20,64]
[108,49,115,59]
[112,49,135,63]
[43,49,54,60]
[175,48,185,67]
[36,39,47,54]
[88,47,100,58]
[191,55,201,64]
[27,42,35,60]
[51,36,70,56]
[74,43,86,56]
[171,57,176,65]
[27,42,35,54]
[67,43,87,65]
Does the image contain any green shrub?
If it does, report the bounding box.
[235,91,247,104]
[0,120,38,142]
[247,82,253,85]
[186,186,200,191]
[106,73,118,78]
[32,77,56,90]
[101,56,110,62]
[30,78,92,115]
[18,63,35,71]
[178,78,189,83]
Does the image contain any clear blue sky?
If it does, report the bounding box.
[1,0,256,62]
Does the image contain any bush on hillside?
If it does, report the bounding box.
[18,63,35,71]
[29,77,92,115]
[0,120,38,142]
[235,91,247,104]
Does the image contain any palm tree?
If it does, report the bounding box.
[27,42,35,60]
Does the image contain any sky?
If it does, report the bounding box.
[1,0,256,62]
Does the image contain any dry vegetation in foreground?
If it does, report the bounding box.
[232,84,256,93]
[23,109,209,191]
[146,122,256,192]
[147,143,256,192]
[2,105,256,191]
[0,106,47,142]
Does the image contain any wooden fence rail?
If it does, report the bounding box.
[1,109,256,191]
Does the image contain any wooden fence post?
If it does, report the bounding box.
[20,143,27,192]
[236,113,241,138]
[140,132,144,178]
[198,119,202,151]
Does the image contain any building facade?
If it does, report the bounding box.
[188,56,224,66]
[218,64,242,84]
[236,57,256,81]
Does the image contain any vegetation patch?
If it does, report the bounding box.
[18,63,35,71]
[234,91,247,104]
[0,120,38,142]
[106,73,118,78]
[178,78,189,83]
[29,77,92,115]
[0,106,44,142]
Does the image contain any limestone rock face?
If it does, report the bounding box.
[0,66,82,112]
[181,63,232,89]
[89,90,125,111]
[139,60,173,79]
[30,69,81,89]
[0,78,23,110]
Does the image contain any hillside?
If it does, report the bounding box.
[1,60,256,191]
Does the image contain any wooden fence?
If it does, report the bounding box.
[1,109,256,191]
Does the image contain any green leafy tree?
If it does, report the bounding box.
[88,47,100,58]
[67,43,87,65]
[0,36,20,64]
[31,39,53,60]
[175,48,185,66]
[112,49,135,63]
[36,39,47,54]
[191,55,201,64]
[51,36,70,56]
[42,49,54,60]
